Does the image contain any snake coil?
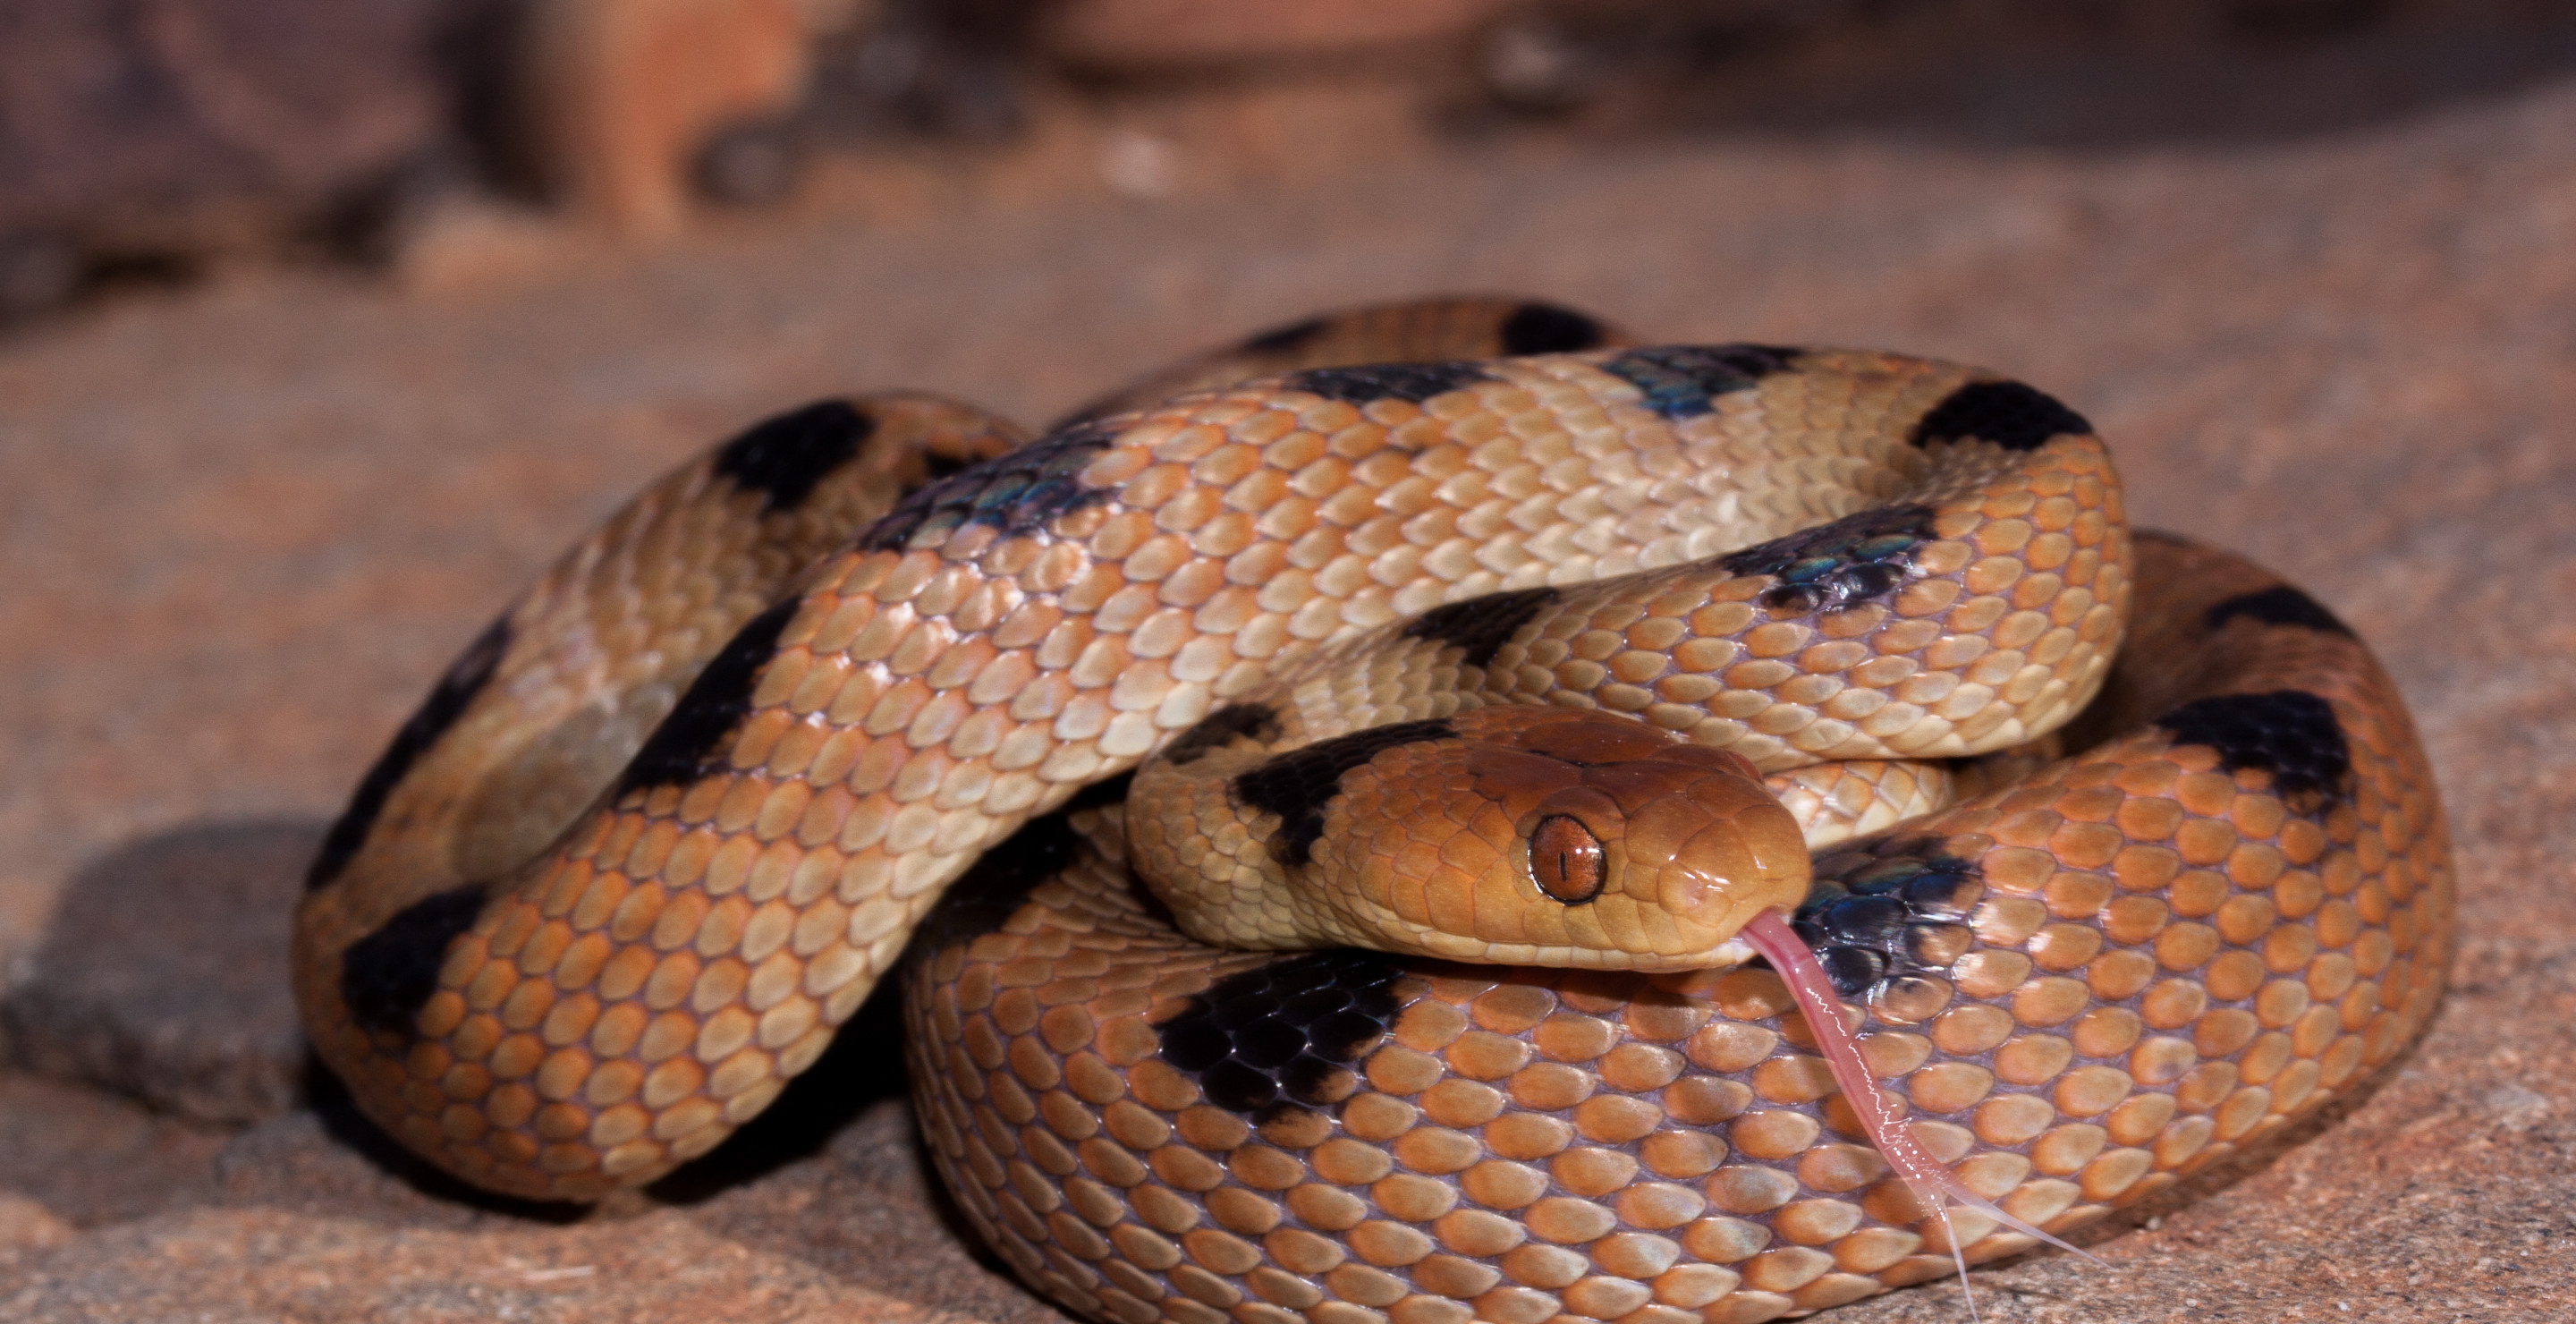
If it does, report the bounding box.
[299,298,2451,1322]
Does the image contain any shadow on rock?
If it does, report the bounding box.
[254,993,920,1226]
[209,1056,594,1228]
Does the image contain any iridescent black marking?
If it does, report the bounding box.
[1718,505,1936,615]
[1499,303,1611,355]
[712,400,873,512]
[917,451,975,486]
[1908,380,2092,453]
[1157,950,1404,1115]
[857,420,1120,553]
[340,884,487,1036]
[1601,344,1800,420]
[1788,849,1987,997]
[1242,317,1329,354]
[306,617,513,892]
[2154,690,2351,805]
[919,813,1084,946]
[2206,586,2354,639]
[1280,362,1493,405]
[1233,719,1458,866]
[1400,587,1556,668]
[1164,704,1281,767]
[617,598,801,791]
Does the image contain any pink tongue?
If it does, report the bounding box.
[1736,911,2097,1287]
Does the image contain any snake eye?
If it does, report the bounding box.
[1530,815,1606,904]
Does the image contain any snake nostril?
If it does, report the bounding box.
[1530,815,1606,904]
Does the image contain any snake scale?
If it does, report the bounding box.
[295,297,2453,1322]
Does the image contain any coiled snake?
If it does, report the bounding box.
[295,298,2453,1322]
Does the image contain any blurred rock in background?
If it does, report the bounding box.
[5,1,2576,320]
[516,0,814,237]
[1031,0,1507,72]
[0,0,467,320]
[1453,0,2576,142]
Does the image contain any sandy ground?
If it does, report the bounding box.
[2,71,2573,1320]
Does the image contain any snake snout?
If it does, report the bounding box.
[1595,760,1811,960]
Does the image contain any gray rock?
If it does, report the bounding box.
[3,819,320,1125]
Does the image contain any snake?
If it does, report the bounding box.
[294,297,2453,1323]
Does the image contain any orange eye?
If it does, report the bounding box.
[1530,815,1606,904]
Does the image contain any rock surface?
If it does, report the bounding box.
[1,819,318,1124]
[0,1071,228,1227]
[4,62,2575,1324]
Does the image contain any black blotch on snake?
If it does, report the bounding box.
[1401,587,1558,668]
[307,616,513,892]
[1165,704,1283,767]
[1241,317,1329,354]
[1602,344,1801,419]
[1910,380,2093,453]
[712,400,874,513]
[859,419,1120,552]
[1499,303,1611,354]
[618,598,802,792]
[341,884,489,1036]
[1280,362,1494,405]
[2155,690,2351,805]
[1233,719,1459,866]
[2207,586,2354,639]
[1156,951,1405,1116]
[1789,849,1987,997]
[1719,505,1936,615]
[911,450,976,492]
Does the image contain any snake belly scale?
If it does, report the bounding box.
[296,298,2453,1322]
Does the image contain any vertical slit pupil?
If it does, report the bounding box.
[1531,815,1606,904]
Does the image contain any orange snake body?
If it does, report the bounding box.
[296,299,2453,1321]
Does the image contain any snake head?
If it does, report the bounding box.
[1135,705,1811,969]
[1346,707,1812,968]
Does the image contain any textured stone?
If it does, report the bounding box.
[0,1071,227,1226]
[0,1192,75,1252]
[0,1205,942,1323]
[0,1009,1061,1322]
[2,821,317,1125]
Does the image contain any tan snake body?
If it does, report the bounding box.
[294,298,2453,1321]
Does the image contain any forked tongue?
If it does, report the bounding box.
[1738,910,2101,1320]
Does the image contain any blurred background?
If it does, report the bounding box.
[4,3,2576,1319]
[7,0,2576,321]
